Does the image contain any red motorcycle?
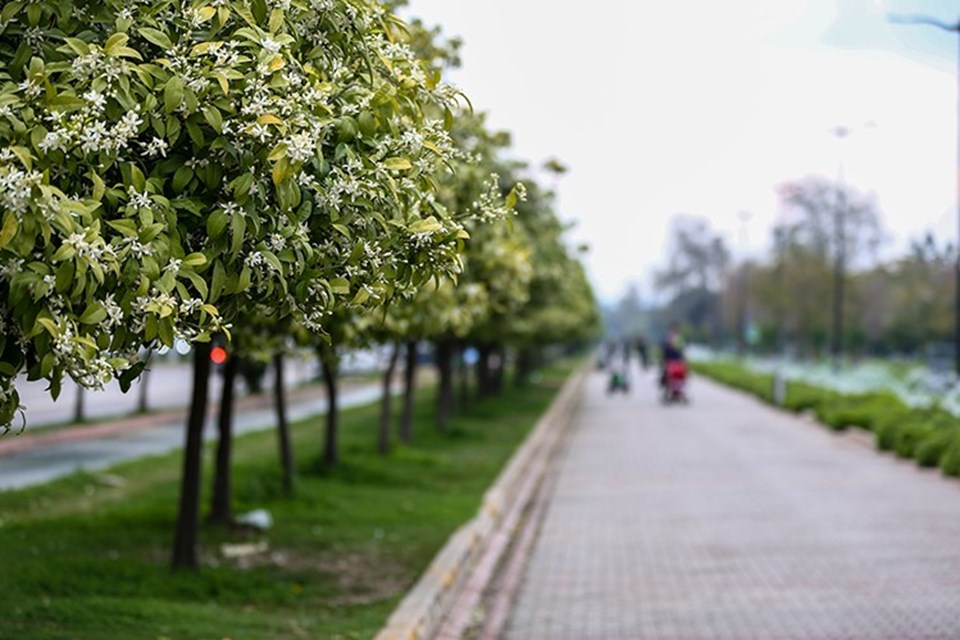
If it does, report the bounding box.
[661,360,689,404]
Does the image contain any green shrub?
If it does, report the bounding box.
[873,411,912,451]
[695,359,960,480]
[692,362,775,403]
[784,382,831,414]
[893,422,937,459]
[816,392,906,432]
[939,431,960,477]
[914,428,959,468]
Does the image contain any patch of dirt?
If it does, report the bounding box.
[214,544,410,607]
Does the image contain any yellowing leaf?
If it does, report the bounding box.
[383,157,411,171]
[408,216,443,234]
[329,278,350,295]
[0,211,18,248]
[191,41,223,56]
[257,114,284,127]
[90,172,105,201]
[36,317,59,337]
[183,252,207,267]
[268,8,284,33]
[271,157,291,186]
[215,72,230,95]
[103,33,129,55]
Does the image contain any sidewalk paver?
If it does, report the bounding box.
[505,368,960,639]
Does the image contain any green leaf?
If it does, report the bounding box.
[47,95,87,112]
[10,146,32,170]
[25,2,40,25]
[202,106,222,133]
[140,223,164,243]
[106,219,138,237]
[358,111,376,137]
[79,301,107,325]
[231,172,253,200]
[129,163,145,191]
[235,265,251,293]
[1,2,25,25]
[181,269,209,299]
[230,212,246,257]
[210,260,226,302]
[138,27,173,50]
[206,208,229,239]
[39,352,54,379]
[51,244,76,262]
[164,76,184,113]
[54,261,74,293]
[172,165,194,192]
[260,250,282,273]
[351,287,370,305]
[186,120,204,147]
[158,316,175,346]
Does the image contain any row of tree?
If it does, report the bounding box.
[649,174,952,357]
[0,0,599,569]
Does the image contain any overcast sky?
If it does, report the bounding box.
[403,0,959,302]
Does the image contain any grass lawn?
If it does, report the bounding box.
[0,362,575,640]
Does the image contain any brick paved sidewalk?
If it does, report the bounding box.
[504,368,960,640]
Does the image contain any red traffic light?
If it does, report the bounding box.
[210,346,228,365]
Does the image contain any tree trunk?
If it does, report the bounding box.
[378,342,401,455]
[514,347,534,388]
[457,342,470,412]
[320,351,340,468]
[435,338,456,431]
[490,344,505,395]
[274,353,295,496]
[399,340,418,444]
[476,344,493,399]
[137,361,150,413]
[172,343,212,570]
[209,352,238,527]
[74,386,85,423]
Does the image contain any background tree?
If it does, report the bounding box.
[654,216,730,343]
[777,175,883,363]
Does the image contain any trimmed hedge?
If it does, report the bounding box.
[693,359,960,480]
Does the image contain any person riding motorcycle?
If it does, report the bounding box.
[659,327,686,388]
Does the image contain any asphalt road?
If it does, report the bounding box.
[0,383,381,492]
[14,356,316,428]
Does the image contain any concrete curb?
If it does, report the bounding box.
[373,365,588,640]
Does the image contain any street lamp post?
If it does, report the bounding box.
[831,126,849,373]
[890,13,960,376]
[737,210,752,357]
